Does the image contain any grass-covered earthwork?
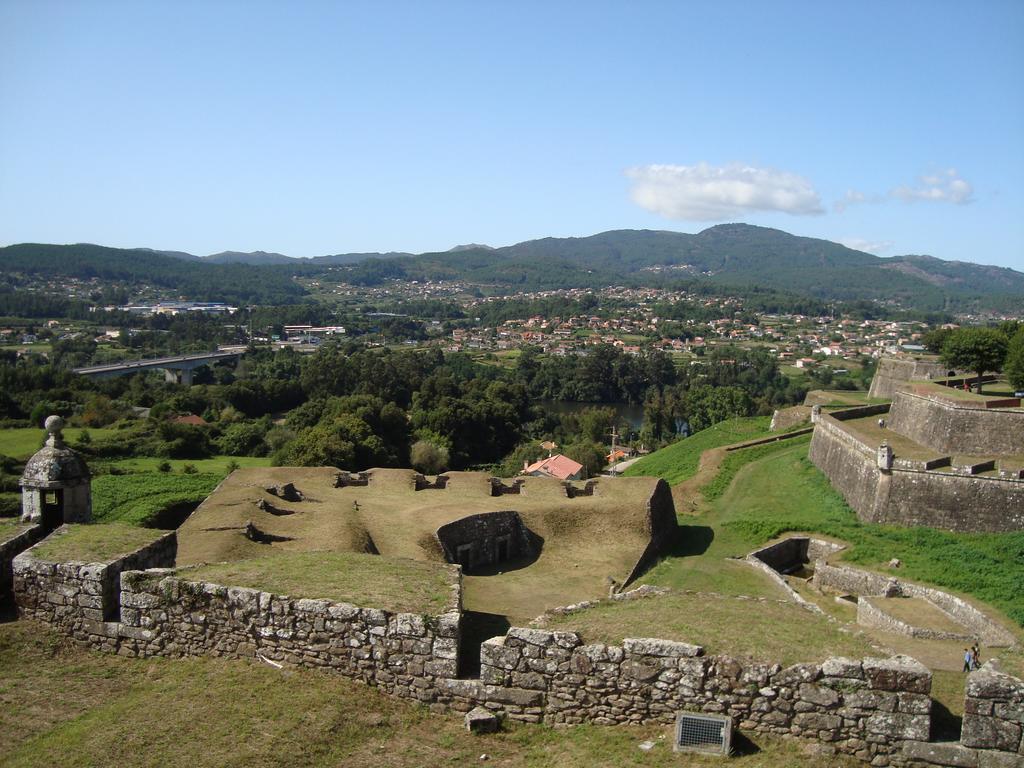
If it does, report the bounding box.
[91,472,223,526]
[31,523,165,563]
[185,551,455,615]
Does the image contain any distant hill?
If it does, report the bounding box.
[204,250,294,265]
[357,225,1024,310]
[3,225,1022,312]
[448,243,494,252]
[0,243,306,305]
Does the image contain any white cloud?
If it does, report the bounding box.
[626,162,824,221]
[833,189,884,213]
[838,237,894,255]
[892,168,973,205]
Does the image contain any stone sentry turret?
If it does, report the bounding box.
[19,415,92,528]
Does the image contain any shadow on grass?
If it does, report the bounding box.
[459,610,511,679]
[730,731,762,756]
[930,699,963,742]
[663,525,715,558]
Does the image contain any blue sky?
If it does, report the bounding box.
[1,0,1022,269]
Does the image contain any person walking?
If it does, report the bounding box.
[963,647,974,672]
[972,644,981,671]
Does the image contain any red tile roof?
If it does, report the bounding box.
[524,453,583,481]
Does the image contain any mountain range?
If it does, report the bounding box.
[2,224,1022,311]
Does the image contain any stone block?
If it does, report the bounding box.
[798,683,840,708]
[623,660,660,683]
[793,712,841,732]
[623,637,702,658]
[995,702,1024,724]
[774,663,823,687]
[901,741,979,767]
[863,656,930,694]
[962,714,1022,752]
[435,612,460,638]
[485,685,544,707]
[897,692,933,715]
[393,613,426,637]
[977,752,1024,768]
[507,627,555,647]
[465,706,499,734]
[865,712,930,741]
[822,657,865,679]
[968,669,1024,701]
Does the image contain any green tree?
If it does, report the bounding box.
[921,328,953,354]
[1005,329,1024,391]
[563,441,606,479]
[940,327,1009,392]
[410,439,449,474]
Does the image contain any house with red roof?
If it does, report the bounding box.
[523,454,584,481]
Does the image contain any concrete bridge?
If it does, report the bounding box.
[72,350,242,385]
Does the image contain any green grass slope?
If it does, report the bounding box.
[623,417,771,485]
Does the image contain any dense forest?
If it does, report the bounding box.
[0,342,809,480]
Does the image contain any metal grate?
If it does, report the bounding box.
[674,712,732,755]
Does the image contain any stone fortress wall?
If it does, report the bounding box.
[8,526,1024,767]
[888,389,1024,457]
[868,358,954,400]
[809,401,1024,533]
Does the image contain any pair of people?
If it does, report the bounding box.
[962,644,981,672]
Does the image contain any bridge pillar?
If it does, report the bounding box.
[163,368,194,386]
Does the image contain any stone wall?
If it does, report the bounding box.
[962,664,1024,759]
[435,511,534,571]
[13,528,177,634]
[814,563,1017,647]
[857,598,973,642]
[887,390,1024,457]
[0,523,46,599]
[618,478,678,590]
[13,526,1021,766]
[437,626,933,765]
[116,569,463,700]
[809,411,882,517]
[809,410,1024,533]
[868,358,953,400]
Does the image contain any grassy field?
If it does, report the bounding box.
[32,523,166,563]
[623,417,772,485]
[186,552,455,614]
[640,439,1024,628]
[92,473,224,526]
[107,456,272,473]
[545,591,875,666]
[0,620,861,768]
[0,427,120,460]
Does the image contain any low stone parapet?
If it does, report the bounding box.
[0,523,45,599]
[962,664,1024,759]
[12,527,176,639]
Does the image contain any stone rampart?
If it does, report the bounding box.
[809,412,881,516]
[810,410,1024,533]
[887,390,1024,457]
[117,569,463,700]
[1,523,46,599]
[618,478,678,590]
[814,563,1017,647]
[441,626,933,764]
[868,358,953,400]
[13,528,177,635]
[13,527,1021,766]
[961,664,1024,760]
[857,598,974,642]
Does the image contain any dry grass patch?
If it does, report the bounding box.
[545,591,877,666]
[31,524,164,563]
[0,619,863,768]
[185,551,456,614]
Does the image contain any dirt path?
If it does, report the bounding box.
[671,446,727,516]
